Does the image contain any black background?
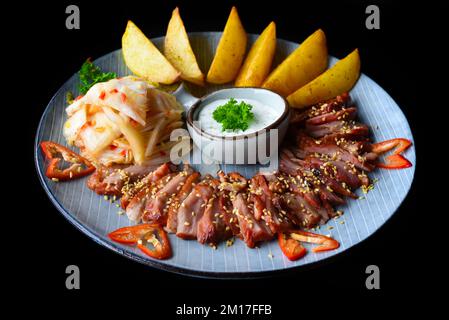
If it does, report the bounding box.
[13,0,443,312]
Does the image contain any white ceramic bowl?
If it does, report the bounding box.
[185,87,290,164]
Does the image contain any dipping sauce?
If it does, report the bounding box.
[197,98,282,137]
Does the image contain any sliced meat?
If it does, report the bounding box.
[232,193,274,248]
[125,172,176,221]
[197,191,232,244]
[87,163,158,196]
[120,163,172,209]
[306,156,368,189]
[165,172,200,233]
[249,174,293,233]
[142,165,195,224]
[297,134,375,171]
[176,177,215,240]
[305,107,357,126]
[305,120,369,140]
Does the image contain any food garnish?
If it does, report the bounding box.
[289,230,340,253]
[371,138,413,169]
[212,98,254,132]
[278,233,307,261]
[108,224,172,260]
[377,154,412,169]
[40,141,95,181]
[79,59,116,94]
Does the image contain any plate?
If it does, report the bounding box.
[34,32,416,278]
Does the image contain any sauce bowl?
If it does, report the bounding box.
[174,84,290,164]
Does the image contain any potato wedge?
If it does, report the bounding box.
[122,20,180,84]
[287,49,361,108]
[164,8,205,86]
[235,21,276,87]
[262,29,328,97]
[206,6,247,84]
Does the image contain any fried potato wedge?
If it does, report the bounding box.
[287,49,361,108]
[235,21,276,87]
[122,20,180,84]
[262,29,328,97]
[164,8,205,86]
[206,6,247,84]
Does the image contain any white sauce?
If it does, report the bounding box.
[197,98,282,137]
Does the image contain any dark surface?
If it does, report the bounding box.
[14,0,442,310]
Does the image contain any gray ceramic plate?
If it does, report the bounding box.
[35,32,416,278]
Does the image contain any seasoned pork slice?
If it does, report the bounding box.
[281,192,325,227]
[306,156,368,188]
[165,172,200,233]
[249,175,293,233]
[125,172,176,221]
[305,107,357,126]
[297,134,375,171]
[87,163,159,196]
[197,191,232,244]
[176,177,215,240]
[232,193,274,248]
[142,165,195,224]
[305,121,369,140]
[120,163,172,209]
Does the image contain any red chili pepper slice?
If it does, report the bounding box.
[109,224,172,260]
[376,154,412,169]
[289,230,340,253]
[278,233,307,261]
[40,141,95,181]
[108,224,157,244]
[371,138,412,155]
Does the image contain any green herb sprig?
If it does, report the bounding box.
[212,98,254,132]
[79,59,117,94]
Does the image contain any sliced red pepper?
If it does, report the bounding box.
[371,138,412,155]
[108,224,156,244]
[40,141,95,181]
[137,227,172,260]
[109,224,172,260]
[289,230,340,253]
[376,154,412,169]
[99,90,106,100]
[278,233,307,261]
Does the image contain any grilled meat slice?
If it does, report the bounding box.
[142,165,195,224]
[87,164,158,196]
[176,177,215,240]
[305,120,369,140]
[306,156,369,189]
[305,107,357,126]
[232,193,274,248]
[120,163,172,209]
[197,190,233,244]
[297,134,375,171]
[281,192,325,226]
[165,172,200,233]
[125,172,177,221]
[250,174,293,233]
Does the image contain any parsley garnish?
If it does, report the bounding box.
[212,98,254,132]
[78,59,117,94]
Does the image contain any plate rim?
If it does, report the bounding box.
[34,32,416,278]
